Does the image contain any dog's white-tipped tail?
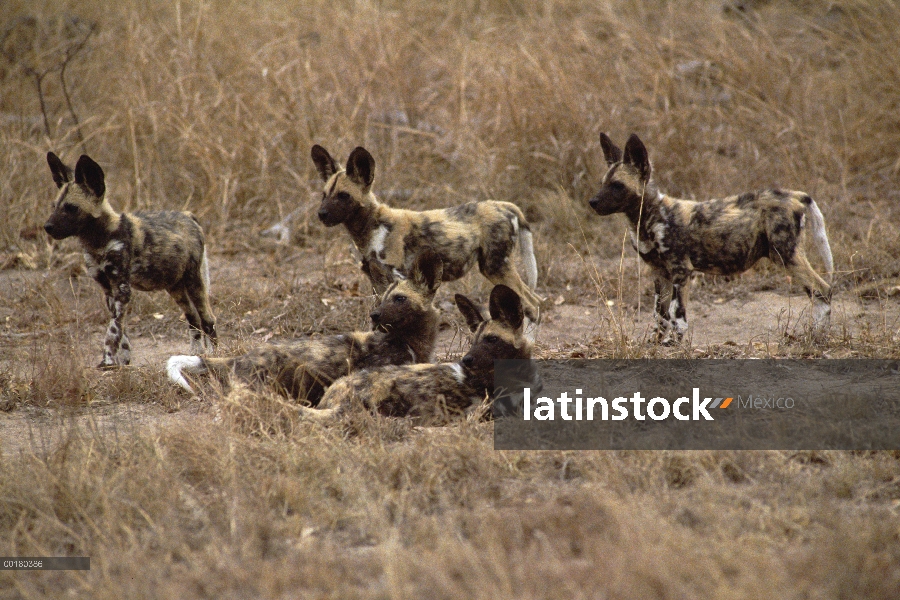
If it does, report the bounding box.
[167,355,206,393]
[201,247,211,291]
[519,228,538,289]
[806,198,834,281]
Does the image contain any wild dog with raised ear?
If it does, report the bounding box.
[44,152,217,367]
[295,284,535,425]
[588,133,833,344]
[310,144,543,329]
[167,251,443,404]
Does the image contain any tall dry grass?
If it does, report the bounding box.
[2,412,899,598]
[3,1,900,596]
[3,0,900,281]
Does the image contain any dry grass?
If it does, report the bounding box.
[2,415,899,598]
[2,0,900,596]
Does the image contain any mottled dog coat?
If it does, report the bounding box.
[589,133,833,343]
[296,285,535,425]
[167,251,443,404]
[311,145,542,325]
[44,153,217,366]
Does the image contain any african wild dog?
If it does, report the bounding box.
[310,144,543,329]
[295,284,535,425]
[589,133,834,344]
[167,250,443,404]
[44,152,217,366]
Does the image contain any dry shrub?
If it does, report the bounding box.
[15,336,92,408]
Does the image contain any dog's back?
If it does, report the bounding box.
[110,210,207,292]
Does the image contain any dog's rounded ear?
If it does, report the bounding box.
[488,285,524,330]
[47,152,71,188]
[623,133,651,181]
[410,249,443,294]
[600,133,622,167]
[311,145,339,182]
[74,155,105,199]
[346,147,375,190]
[455,294,485,332]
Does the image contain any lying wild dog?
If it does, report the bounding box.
[295,284,535,425]
[167,250,443,404]
[589,133,833,344]
[310,144,543,328]
[44,152,217,367]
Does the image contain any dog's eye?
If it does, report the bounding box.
[609,181,626,191]
[484,334,499,343]
[63,203,78,214]
[393,294,407,304]
[336,192,352,202]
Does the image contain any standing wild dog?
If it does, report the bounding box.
[167,250,443,404]
[310,144,543,329]
[589,133,833,344]
[295,284,535,425]
[44,152,217,366]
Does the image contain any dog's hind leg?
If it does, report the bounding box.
[482,263,543,340]
[479,222,542,327]
[169,285,208,354]
[183,253,218,350]
[479,255,542,337]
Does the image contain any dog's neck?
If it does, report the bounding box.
[460,363,492,399]
[79,203,124,251]
[622,183,663,231]
[384,313,439,363]
[404,315,439,363]
[361,309,440,365]
[343,194,381,248]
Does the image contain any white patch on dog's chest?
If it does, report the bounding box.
[84,252,100,277]
[85,240,129,279]
[367,225,389,256]
[105,240,125,254]
[651,222,669,253]
[629,221,669,256]
[629,230,654,255]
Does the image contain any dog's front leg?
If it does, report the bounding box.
[100,280,132,367]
